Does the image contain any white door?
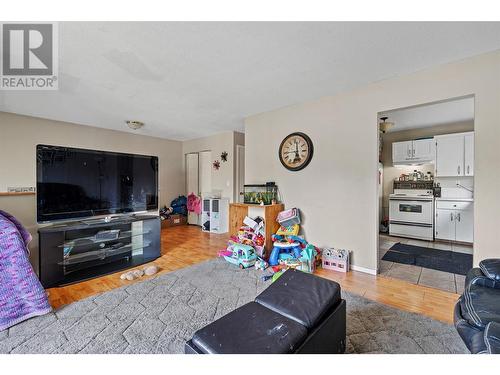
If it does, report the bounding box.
[455,209,474,243]
[186,153,199,225]
[392,141,412,164]
[412,138,435,162]
[435,134,464,177]
[236,145,245,203]
[464,133,474,176]
[199,151,212,196]
[435,209,456,241]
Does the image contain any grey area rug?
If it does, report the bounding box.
[0,258,468,354]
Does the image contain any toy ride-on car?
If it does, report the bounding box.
[223,243,257,269]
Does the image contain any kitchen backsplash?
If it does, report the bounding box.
[435,176,474,198]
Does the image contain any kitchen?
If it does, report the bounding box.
[377,97,474,293]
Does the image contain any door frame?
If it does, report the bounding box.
[376,94,475,274]
[235,144,245,203]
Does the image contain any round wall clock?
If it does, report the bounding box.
[278,132,314,171]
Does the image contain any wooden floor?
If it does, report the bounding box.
[47,225,459,323]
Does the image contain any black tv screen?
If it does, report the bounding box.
[36,145,158,222]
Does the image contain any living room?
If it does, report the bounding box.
[1,2,500,373]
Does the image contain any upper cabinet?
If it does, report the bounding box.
[464,133,474,176]
[392,138,435,165]
[392,141,412,163]
[412,138,435,162]
[435,132,474,177]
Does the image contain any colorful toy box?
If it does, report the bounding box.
[277,208,301,227]
[322,248,349,273]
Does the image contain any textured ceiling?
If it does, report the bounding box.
[1,22,499,140]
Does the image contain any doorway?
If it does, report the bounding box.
[185,150,212,225]
[376,96,475,294]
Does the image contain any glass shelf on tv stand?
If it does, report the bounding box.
[58,229,152,248]
[59,241,152,266]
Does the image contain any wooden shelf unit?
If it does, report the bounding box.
[0,192,35,196]
[229,203,284,255]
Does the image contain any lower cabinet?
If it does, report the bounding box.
[455,209,474,243]
[435,201,473,243]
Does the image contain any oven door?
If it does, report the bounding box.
[389,199,433,225]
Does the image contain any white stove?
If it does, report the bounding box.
[389,187,434,240]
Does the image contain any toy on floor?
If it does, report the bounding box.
[298,244,319,273]
[222,243,257,269]
[268,240,302,266]
[120,264,159,281]
[255,257,268,270]
[322,248,349,273]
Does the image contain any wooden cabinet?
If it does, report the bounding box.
[435,200,473,243]
[392,138,435,164]
[229,203,284,255]
[435,132,474,177]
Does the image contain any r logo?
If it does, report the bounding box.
[2,23,53,76]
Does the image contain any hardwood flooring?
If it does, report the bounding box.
[47,225,227,308]
[47,225,459,324]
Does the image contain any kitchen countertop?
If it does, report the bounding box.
[435,197,474,202]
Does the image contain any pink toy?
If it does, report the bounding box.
[322,248,349,273]
[187,193,202,214]
[218,249,233,257]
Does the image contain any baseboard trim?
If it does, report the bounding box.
[350,265,377,275]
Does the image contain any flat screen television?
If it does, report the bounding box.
[36,145,158,223]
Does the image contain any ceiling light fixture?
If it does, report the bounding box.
[379,116,394,133]
[126,120,145,130]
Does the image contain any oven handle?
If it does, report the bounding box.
[389,197,433,202]
[389,221,433,228]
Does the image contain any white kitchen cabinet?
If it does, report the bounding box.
[455,208,474,243]
[435,208,456,241]
[392,138,434,165]
[435,134,464,176]
[435,200,474,243]
[435,132,474,177]
[392,141,412,163]
[464,133,474,176]
[412,138,435,161]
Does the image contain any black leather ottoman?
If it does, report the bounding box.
[185,269,346,354]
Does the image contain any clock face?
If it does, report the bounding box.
[278,132,314,171]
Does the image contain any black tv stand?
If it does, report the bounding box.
[38,215,161,288]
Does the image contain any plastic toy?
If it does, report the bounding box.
[276,224,300,236]
[255,258,268,270]
[322,247,349,273]
[299,244,318,273]
[272,270,285,282]
[223,243,257,269]
[277,208,301,227]
[268,241,302,266]
[218,249,233,257]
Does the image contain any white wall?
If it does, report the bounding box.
[245,50,500,271]
[182,131,244,202]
